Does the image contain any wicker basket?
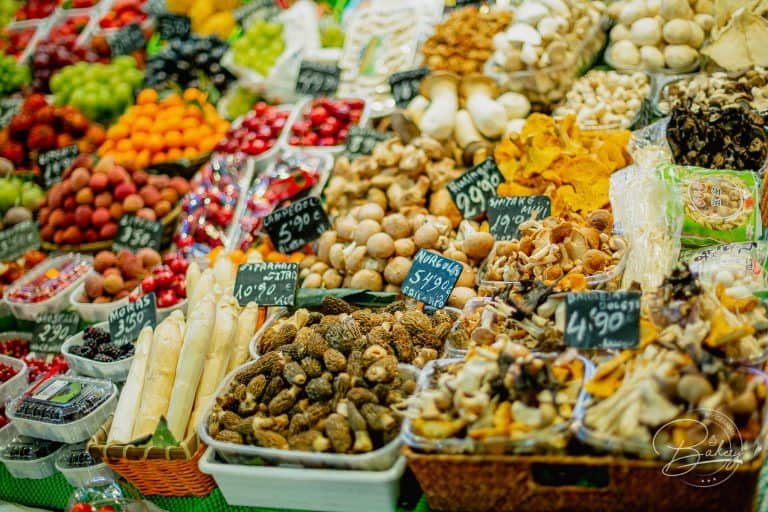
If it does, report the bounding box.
[41,203,182,253]
[87,417,215,497]
[403,446,762,512]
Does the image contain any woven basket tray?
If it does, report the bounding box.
[88,416,215,497]
[403,446,762,512]
[41,204,182,253]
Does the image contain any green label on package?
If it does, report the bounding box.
[658,164,762,247]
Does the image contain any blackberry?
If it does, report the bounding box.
[119,343,135,359]
[93,353,113,363]
[83,327,110,349]
[69,345,94,359]
[97,343,122,360]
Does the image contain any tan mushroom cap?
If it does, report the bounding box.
[460,73,499,99]
[419,71,460,99]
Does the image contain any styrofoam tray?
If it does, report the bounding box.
[62,321,132,382]
[69,278,132,323]
[199,446,406,512]
[0,354,28,407]
[6,375,118,443]
[3,253,93,321]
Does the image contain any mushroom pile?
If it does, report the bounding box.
[483,210,628,292]
[405,342,584,452]
[485,0,605,107]
[657,69,768,115]
[405,73,530,155]
[606,0,714,71]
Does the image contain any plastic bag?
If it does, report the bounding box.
[683,241,768,295]
[658,164,762,247]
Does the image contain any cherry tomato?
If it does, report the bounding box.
[70,503,93,512]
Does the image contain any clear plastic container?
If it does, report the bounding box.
[281,96,372,155]
[199,361,416,470]
[402,355,594,455]
[575,366,768,461]
[6,375,118,443]
[0,424,65,480]
[55,442,115,488]
[69,278,132,323]
[0,354,28,407]
[199,446,407,511]
[61,322,132,382]
[3,253,93,321]
[484,21,606,109]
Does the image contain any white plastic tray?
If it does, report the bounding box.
[62,322,132,382]
[199,446,406,512]
[3,253,93,321]
[69,278,132,323]
[0,354,28,407]
[0,423,64,480]
[6,375,118,443]
[55,443,116,488]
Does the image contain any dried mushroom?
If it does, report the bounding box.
[406,342,584,451]
[657,69,768,115]
[666,102,768,171]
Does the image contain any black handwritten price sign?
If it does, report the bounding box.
[446,158,504,220]
[0,220,41,261]
[157,14,191,40]
[109,293,156,345]
[0,97,21,129]
[488,195,551,240]
[113,216,163,252]
[38,145,79,188]
[142,0,166,15]
[295,61,340,96]
[445,0,484,8]
[32,312,80,353]
[389,67,429,107]
[565,291,641,349]
[346,127,391,157]
[234,262,298,306]
[109,23,146,56]
[262,197,331,254]
[400,249,463,309]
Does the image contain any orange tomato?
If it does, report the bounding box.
[163,93,183,107]
[136,149,151,169]
[184,105,203,119]
[116,139,133,152]
[166,148,183,161]
[151,151,168,164]
[182,88,204,102]
[134,116,153,133]
[147,133,165,153]
[107,123,129,140]
[131,132,149,151]
[181,117,199,130]
[137,89,158,105]
[122,149,138,165]
[164,130,183,148]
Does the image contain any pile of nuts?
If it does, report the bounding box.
[554,70,651,129]
[421,6,512,77]
[657,69,768,115]
[606,0,714,71]
[207,299,429,454]
[485,0,605,106]
[483,210,627,291]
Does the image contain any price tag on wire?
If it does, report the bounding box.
[388,67,429,107]
[295,61,340,96]
[400,249,463,309]
[32,312,80,353]
[109,23,146,56]
[157,13,191,40]
[262,197,331,254]
[113,216,163,252]
[38,145,79,188]
[234,262,298,306]
[109,293,157,345]
[0,220,41,262]
[0,97,21,129]
[446,157,504,220]
[345,127,391,158]
[564,291,641,349]
[488,195,551,240]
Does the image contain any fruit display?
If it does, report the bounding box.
[287,98,365,148]
[129,251,188,308]
[14,0,58,19]
[5,254,90,304]
[0,249,46,295]
[174,157,241,257]
[77,248,161,304]
[23,353,68,381]
[68,326,134,362]
[0,173,45,221]
[51,57,144,124]
[37,154,189,245]
[0,337,30,359]
[229,19,286,77]
[98,0,147,29]
[31,14,103,93]
[8,374,114,424]
[0,94,106,170]
[0,26,36,58]
[215,101,288,155]
[0,52,30,94]
[98,88,229,168]
[0,359,19,383]
[144,35,234,94]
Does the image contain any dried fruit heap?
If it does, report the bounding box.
[207,299,437,454]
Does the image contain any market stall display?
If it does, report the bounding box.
[3,2,768,511]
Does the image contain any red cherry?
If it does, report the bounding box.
[71,503,92,512]
[292,121,310,136]
[253,102,268,115]
[303,132,319,146]
[169,258,189,275]
[141,276,156,293]
[97,506,116,512]
[308,106,329,126]
[288,136,301,146]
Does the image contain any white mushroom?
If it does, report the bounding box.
[497,92,531,120]
[610,40,641,67]
[505,23,543,45]
[631,17,662,46]
[664,44,698,70]
[640,45,665,68]
[662,18,692,44]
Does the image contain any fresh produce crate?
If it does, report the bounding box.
[403,446,763,512]
[88,416,216,497]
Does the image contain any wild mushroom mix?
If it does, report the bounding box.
[657,69,768,115]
